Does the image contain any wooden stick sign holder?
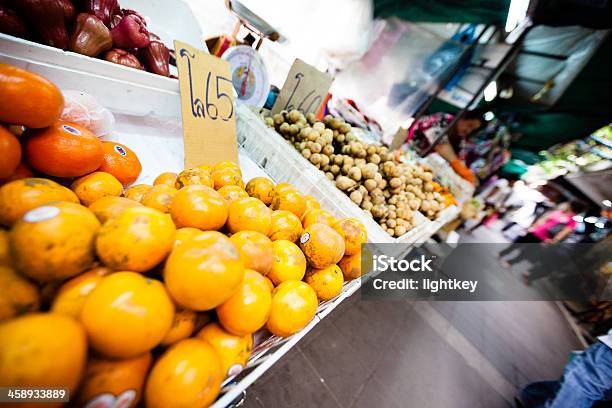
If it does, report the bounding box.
[272,59,333,116]
[174,40,238,167]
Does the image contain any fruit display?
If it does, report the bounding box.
[0,163,366,406]
[1,1,171,76]
[0,63,369,407]
[263,110,449,237]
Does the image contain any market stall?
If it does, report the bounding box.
[0,1,488,408]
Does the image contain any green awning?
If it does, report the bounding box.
[374,0,510,24]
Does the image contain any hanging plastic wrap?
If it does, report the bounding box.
[60,90,115,136]
[332,19,468,143]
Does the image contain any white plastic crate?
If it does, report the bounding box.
[236,105,433,247]
[0,0,204,80]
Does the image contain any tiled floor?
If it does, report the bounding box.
[244,227,582,408]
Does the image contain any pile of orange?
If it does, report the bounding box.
[0,64,143,190]
[0,63,370,408]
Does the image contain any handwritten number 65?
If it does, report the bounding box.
[205,72,234,121]
[216,75,234,121]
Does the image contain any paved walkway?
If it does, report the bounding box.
[244,226,582,407]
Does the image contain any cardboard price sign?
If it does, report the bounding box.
[272,59,333,115]
[175,40,238,167]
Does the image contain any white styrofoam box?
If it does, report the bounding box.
[0,0,205,94]
[236,105,433,246]
[0,40,180,119]
[0,51,265,186]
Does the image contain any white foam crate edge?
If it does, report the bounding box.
[236,105,434,245]
[0,0,205,82]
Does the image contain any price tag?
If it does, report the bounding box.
[175,40,238,167]
[272,59,333,116]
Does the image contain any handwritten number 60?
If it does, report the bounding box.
[284,72,323,114]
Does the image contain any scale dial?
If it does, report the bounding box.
[222,45,269,108]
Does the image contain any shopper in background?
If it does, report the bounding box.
[498,201,581,271]
[406,110,483,184]
[518,333,612,408]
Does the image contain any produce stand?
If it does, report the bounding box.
[0,7,467,406]
[236,106,433,247]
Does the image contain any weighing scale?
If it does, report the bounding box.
[222,45,269,108]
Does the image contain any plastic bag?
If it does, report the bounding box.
[60,90,115,137]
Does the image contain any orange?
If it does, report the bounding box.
[144,338,223,408]
[263,275,274,291]
[301,208,335,228]
[266,281,318,337]
[197,164,212,173]
[141,184,177,213]
[98,141,142,187]
[0,125,21,178]
[161,308,198,346]
[175,167,213,189]
[123,184,152,202]
[213,161,241,172]
[88,196,142,224]
[81,272,175,358]
[197,322,253,378]
[76,353,152,408]
[245,177,275,205]
[273,182,296,195]
[173,227,203,248]
[338,252,361,280]
[10,201,100,282]
[230,230,274,275]
[0,230,10,267]
[270,210,303,242]
[218,185,249,203]
[0,161,34,185]
[244,269,275,292]
[24,120,103,177]
[0,313,87,408]
[212,167,244,190]
[51,266,111,318]
[0,266,40,321]
[305,264,344,301]
[170,185,228,230]
[227,197,272,236]
[96,206,175,272]
[154,172,177,187]
[71,171,124,206]
[268,240,307,285]
[299,223,345,269]
[216,269,272,336]
[165,231,244,310]
[0,177,78,227]
[304,194,321,211]
[271,188,306,219]
[0,63,64,129]
[333,218,366,256]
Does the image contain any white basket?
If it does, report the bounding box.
[0,0,204,80]
[236,106,433,248]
